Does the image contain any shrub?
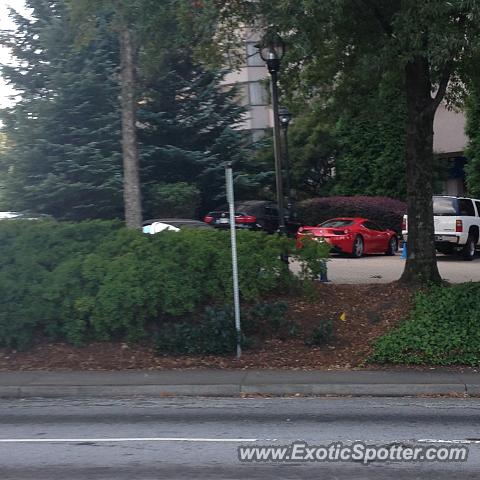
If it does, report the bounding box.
[155,302,293,355]
[295,237,331,281]
[369,283,480,365]
[296,196,406,233]
[243,302,299,341]
[0,221,293,349]
[305,320,334,346]
[155,307,240,355]
[0,219,122,348]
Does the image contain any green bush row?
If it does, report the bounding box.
[0,220,325,350]
[369,283,480,365]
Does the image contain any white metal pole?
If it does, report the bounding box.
[225,163,242,359]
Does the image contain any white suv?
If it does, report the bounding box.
[402,196,480,260]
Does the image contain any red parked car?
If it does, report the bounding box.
[296,218,398,258]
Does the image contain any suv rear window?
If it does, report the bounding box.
[476,201,480,216]
[264,206,278,216]
[458,199,476,216]
[433,197,458,216]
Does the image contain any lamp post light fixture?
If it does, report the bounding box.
[278,106,293,219]
[256,32,287,234]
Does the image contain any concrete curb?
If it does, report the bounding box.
[0,383,471,398]
[0,370,477,398]
[241,383,468,397]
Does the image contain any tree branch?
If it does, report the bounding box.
[429,60,454,114]
[357,0,394,36]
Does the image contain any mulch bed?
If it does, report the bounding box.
[0,283,419,371]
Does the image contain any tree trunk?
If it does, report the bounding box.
[119,27,142,229]
[400,56,442,285]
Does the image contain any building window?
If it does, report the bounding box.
[246,42,265,67]
[237,84,250,106]
[248,81,269,106]
[251,129,266,142]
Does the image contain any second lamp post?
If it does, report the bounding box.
[256,32,287,234]
[279,106,293,219]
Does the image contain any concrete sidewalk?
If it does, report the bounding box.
[290,255,480,284]
[0,370,479,398]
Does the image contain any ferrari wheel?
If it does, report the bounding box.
[385,236,398,256]
[352,235,364,258]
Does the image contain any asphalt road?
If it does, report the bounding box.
[292,254,480,284]
[0,396,479,479]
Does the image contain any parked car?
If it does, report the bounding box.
[204,200,299,234]
[143,218,213,234]
[0,211,51,221]
[402,195,480,260]
[0,212,21,220]
[296,217,398,258]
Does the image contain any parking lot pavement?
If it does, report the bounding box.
[292,254,480,284]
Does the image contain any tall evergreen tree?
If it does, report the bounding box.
[1,0,254,220]
[138,57,250,214]
[0,0,123,219]
[69,0,146,228]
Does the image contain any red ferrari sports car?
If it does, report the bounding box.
[296,217,398,258]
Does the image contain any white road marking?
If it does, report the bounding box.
[419,439,480,445]
[0,437,258,444]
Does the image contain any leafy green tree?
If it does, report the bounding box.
[465,79,480,198]
[202,0,480,285]
[286,106,337,198]
[333,74,407,199]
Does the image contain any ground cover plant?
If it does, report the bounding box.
[370,283,480,365]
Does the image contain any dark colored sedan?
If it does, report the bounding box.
[204,200,298,234]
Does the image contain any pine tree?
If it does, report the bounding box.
[1,0,254,219]
[0,0,123,220]
[138,57,252,214]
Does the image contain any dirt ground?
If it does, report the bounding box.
[0,283,416,371]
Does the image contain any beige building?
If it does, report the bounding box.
[222,31,272,141]
[433,105,469,196]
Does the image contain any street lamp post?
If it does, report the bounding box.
[279,106,293,219]
[256,33,286,234]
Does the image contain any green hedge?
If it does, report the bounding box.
[369,283,480,365]
[0,220,299,349]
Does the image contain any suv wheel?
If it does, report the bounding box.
[462,234,477,261]
[437,244,454,255]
